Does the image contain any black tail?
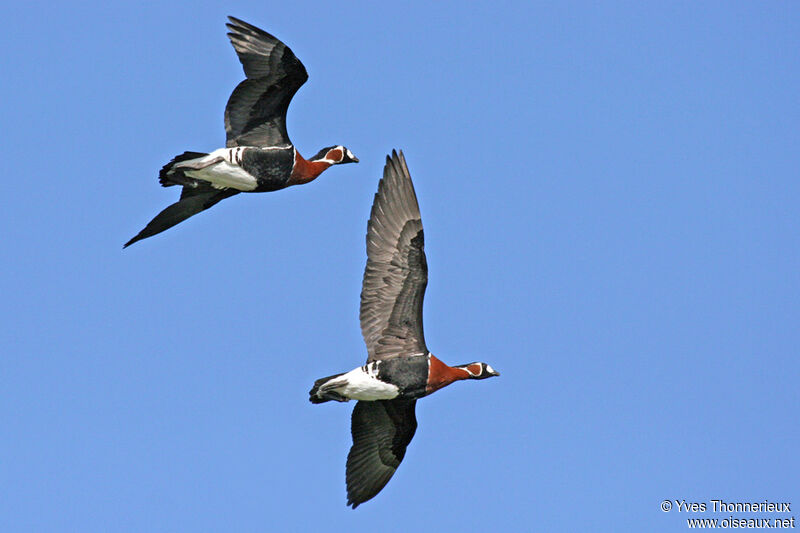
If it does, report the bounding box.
[159,151,207,187]
[309,372,346,404]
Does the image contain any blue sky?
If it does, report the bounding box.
[2,1,798,531]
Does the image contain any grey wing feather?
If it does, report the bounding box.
[346,399,417,509]
[360,150,428,363]
[224,17,308,148]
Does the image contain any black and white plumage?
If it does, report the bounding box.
[345,151,426,508]
[125,17,357,248]
[310,151,498,509]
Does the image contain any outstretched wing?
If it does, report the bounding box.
[124,187,238,248]
[346,399,417,509]
[360,150,428,362]
[224,17,308,148]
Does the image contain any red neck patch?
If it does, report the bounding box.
[465,363,482,376]
[288,151,332,186]
[426,355,471,394]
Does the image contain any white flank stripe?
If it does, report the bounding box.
[181,148,258,191]
[321,363,400,401]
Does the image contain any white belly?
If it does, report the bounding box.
[335,365,400,401]
[179,149,258,191]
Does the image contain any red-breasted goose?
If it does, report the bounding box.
[125,17,357,248]
[309,150,498,508]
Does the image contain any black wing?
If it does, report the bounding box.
[360,150,428,362]
[124,187,238,248]
[346,399,417,509]
[224,17,308,148]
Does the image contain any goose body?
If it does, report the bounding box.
[310,151,498,508]
[125,17,357,248]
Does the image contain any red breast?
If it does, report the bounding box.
[288,151,332,186]
[425,355,472,394]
